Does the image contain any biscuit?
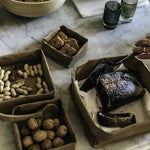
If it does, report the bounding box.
[65,38,79,50]
[56,31,68,41]
[60,44,76,57]
[49,36,64,49]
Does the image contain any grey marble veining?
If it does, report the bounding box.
[0,1,150,150]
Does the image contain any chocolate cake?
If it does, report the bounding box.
[97,112,136,127]
[96,71,145,112]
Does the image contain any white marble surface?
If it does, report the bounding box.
[0,1,150,150]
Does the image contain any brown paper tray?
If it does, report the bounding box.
[12,99,76,150]
[70,55,150,148]
[0,49,55,114]
[42,25,88,67]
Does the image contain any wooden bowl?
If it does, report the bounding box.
[0,0,66,17]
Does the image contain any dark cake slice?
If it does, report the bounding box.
[96,71,145,112]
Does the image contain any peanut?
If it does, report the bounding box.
[37,64,43,76]
[0,80,4,92]
[36,88,44,95]
[11,88,17,97]
[5,81,11,87]
[43,81,49,93]
[33,65,38,75]
[17,70,23,77]
[3,87,10,92]
[16,88,28,95]
[23,72,28,79]
[3,71,11,82]
[3,96,11,100]
[0,69,5,80]
[37,77,42,84]
[29,66,34,77]
[36,83,42,89]
[4,92,11,96]
[0,94,4,97]
[12,81,25,88]
[24,64,30,75]
[36,77,42,89]
[21,86,33,92]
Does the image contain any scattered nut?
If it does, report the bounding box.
[56,125,68,137]
[29,66,34,77]
[53,137,64,147]
[41,139,52,149]
[54,118,60,128]
[5,81,11,87]
[4,91,11,96]
[24,64,30,76]
[21,126,30,136]
[36,118,43,128]
[33,130,47,142]
[3,96,11,100]
[47,130,55,140]
[11,88,17,97]
[43,119,54,130]
[33,65,38,75]
[22,136,33,148]
[27,118,39,130]
[0,69,5,80]
[17,70,24,77]
[23,72,28,79]
[16,88,28,95]
[12,81,25,89]
[28,144,41,150]
[36,88,44,95]
[42,81,49,93]
[37,64,43,76]
[3,71,11,82]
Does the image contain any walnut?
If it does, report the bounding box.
[27,118,38,130]
[36,118,43,128]
[21,126,30,136]
[53,137,64,147]
[41,139,52,149]
[28,144,41,150]
[43,119,54,130]
[22,136,33,148]
[47,130,55,140]
[33,130,47,142]
[56,125,68,137]
[53,118,60,128]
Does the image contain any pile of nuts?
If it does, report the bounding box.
[21,117,68,150]
[17,63,49,95]
[0,63,50,102]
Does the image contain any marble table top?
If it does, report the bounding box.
[0,1,150,150]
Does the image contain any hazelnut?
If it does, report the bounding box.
[53,137,64,147]
[27,118,38,130]
[21,126,30,136]
[33,130,47,142]
[43,119,54,130]
[22,136,33,148]
[41,139,52,149]
[47,130,55,140]
[28,144,41,150]
[53,118,60,128]
[56,125,67,137]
